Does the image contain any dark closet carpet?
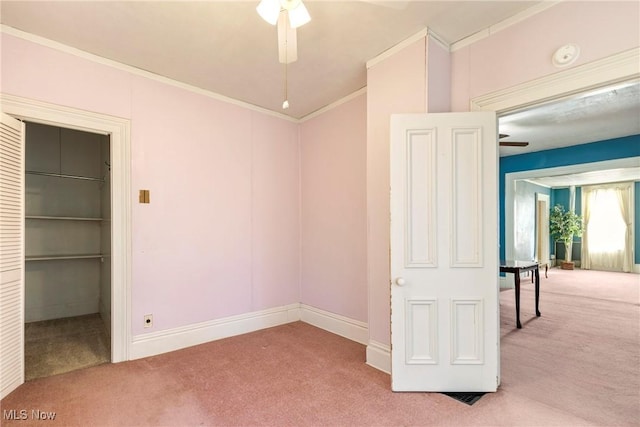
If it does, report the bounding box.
[24,313,110,381]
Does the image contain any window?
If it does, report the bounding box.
[586,189,626,252]
[582,183,633,272]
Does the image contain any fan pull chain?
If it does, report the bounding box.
[282,15,290,110]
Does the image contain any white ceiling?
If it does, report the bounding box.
[505,81,640,187]
[0,0,543,119]
[1,0,639,165]
[498,81,640,157]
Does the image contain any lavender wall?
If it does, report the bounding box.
[299,94,367,322]
[367,37,428,345]
[451,1,640,111]
[1,33,300,336]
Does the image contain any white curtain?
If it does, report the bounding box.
[581,182,633,272]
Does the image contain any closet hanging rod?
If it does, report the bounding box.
[25,170,104,182]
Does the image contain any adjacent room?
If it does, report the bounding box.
[1,1,638,425]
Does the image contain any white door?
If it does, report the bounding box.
[390,112,499,392]
[0,112,25,398]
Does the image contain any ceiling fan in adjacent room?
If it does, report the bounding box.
[499,133,529,147]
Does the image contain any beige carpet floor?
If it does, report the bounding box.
[3,268,638,426]
[24,313,110,381]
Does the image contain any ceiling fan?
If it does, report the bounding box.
[256,0,403,64]
[499,133,529,147]
[257,0,311,64]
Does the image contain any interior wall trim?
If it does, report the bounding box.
[0,25,297,124]
[299,304,368,345]
[470,47,640,114]
[299,87,366,122]
[130,303,301,360]
[130,303,369,361]
[366,28,429,70]
[451,1,560,52]
[0,93,132,364]
[366,340,391,374]
[469,48,640,264]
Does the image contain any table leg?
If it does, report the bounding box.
[535,266,541,317]
[515,273,522,329]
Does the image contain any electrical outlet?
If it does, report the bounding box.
[143,314,153,328]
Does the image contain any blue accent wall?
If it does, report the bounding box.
[499,134,640,263]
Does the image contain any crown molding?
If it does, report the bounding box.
[470,47,640,114]
[1,25,298,123]
[299,87,367,122]
[451,1,560,52]
[366,28,429,69]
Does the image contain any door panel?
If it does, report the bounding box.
[390,112,498,392]
[0,112,25,399]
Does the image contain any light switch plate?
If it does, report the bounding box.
[139,189,150,203]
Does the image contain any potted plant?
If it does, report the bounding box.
[549,204,584,270]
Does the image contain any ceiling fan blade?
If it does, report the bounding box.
[277,11,298,64]
[499,141,529,147]
[499,133,529,147]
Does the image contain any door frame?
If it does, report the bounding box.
[1,94,131,362]
[471,47,639,263]
[535,193,550,264]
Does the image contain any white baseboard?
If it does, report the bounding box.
[366,340,390,374]
[130,303,301,360]
[130,303,374,362]
[633,264,640,274]
[299,304,368,345]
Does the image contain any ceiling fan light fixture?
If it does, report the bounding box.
[257,0,310,28]
[287,1,310,28]
[256,0,280,25]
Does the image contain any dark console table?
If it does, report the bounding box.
[500,260,541,329]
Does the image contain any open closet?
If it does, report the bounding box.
[24,122,111,380]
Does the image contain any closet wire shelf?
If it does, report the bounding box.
[26,170,104,182]
[26,254,104,262]
[26,216,104,221]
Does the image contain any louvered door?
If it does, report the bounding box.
[0,112,25,399]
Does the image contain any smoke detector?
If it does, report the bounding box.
[552,44,580,68]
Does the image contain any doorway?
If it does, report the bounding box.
[24,122,112,380]
[470,49,639,264]
[0,94,131,398]
[535,193,550,267]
